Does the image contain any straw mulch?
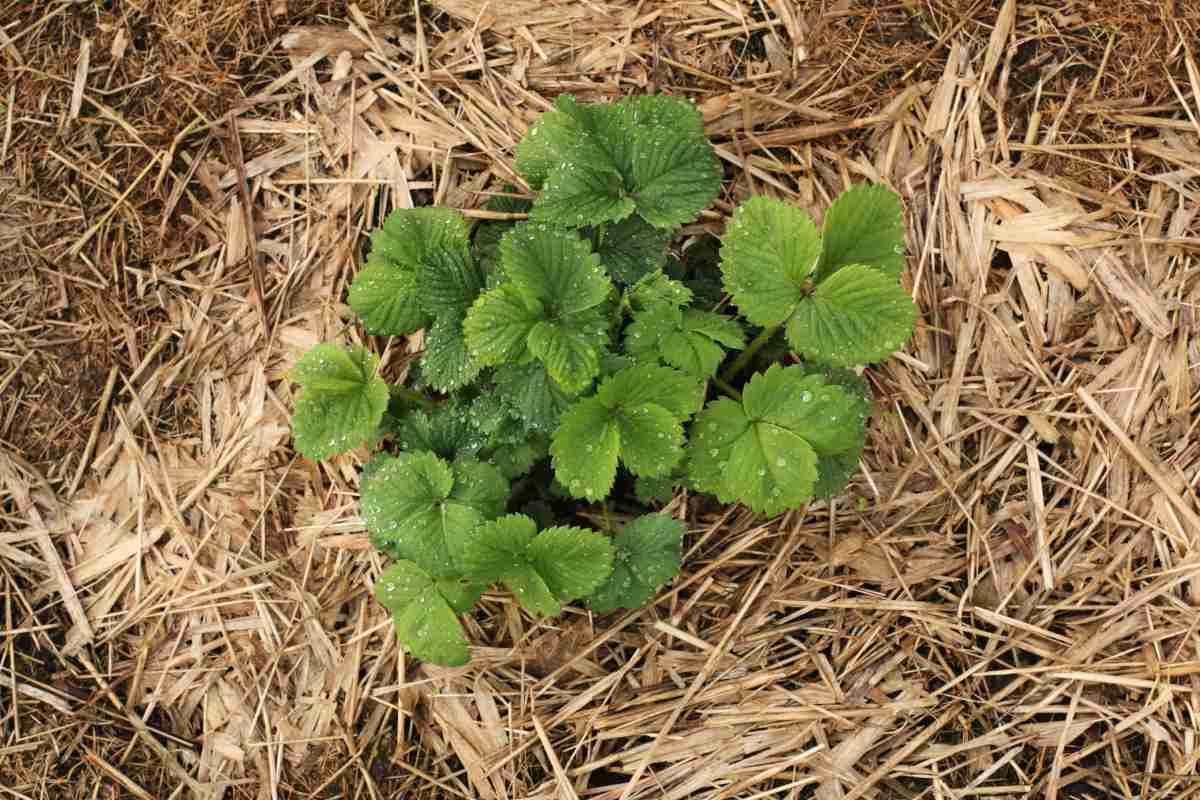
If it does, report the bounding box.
[3,0,1200,797]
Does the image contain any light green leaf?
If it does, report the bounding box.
[374,560,471,666]
[461,514,614,617]
[361,452,508,576]
[594,216,672,285]
[347,258,427,336]
[290,345,389,460]
[527,311,608,393]
[628,270,692,312]
[785,264,917,367]
[626,307,744,378]
[422,316,483,392]
[587,514,684,613]
[514,94,609,190]
[370,207,471,269]
[816,183,906,283]
[416,246,485,317]
[619,95,705,137]
[548,397,620,501]
[531,164,636,228]
[685,365,867,515]
[463,285,543,366]
[501,225,611,314]
[595,364,702,420]
[629,129,723,229]
[720,196,821,326]
[551,365,698,499]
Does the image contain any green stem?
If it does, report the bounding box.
[390,384,436,411]
[720,323,779,383]
[711,375,743,401]
[592,222,607,251]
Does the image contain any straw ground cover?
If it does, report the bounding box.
[2,0,1200,797]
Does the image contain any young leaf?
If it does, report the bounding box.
[463,285,541,366]
[815,183,906,284]
[375,560,471,666]
[461,514,614,616]
[290,344,389,460]
[785,264,917,367]
[593,216,672,285]
[587,514,684,613]
[628,128,723,229]
[527,311,609,392]
[502,225,610,315]
[416,246,486,318]
[720,196,821,326]
[550,365,701,499]
[625,306,744,378]
[494,362,580,434]
[685,365,867,515]
[628,270,693,312]
[362,452,508,576]
[371,207,471,267]
[347,257,427,336]
[422,316,483,392]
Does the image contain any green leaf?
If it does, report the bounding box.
[548,397,620,501]
[416,246,485,317]
[785,264,917,367]
[813,448,861,500]
[594,216,672,285]
[474,190,532,275]
[514,95,606,190]
[816,183,906,283]
[389,400,480,460]
[527,311,609,392]
[463,285,542,366]
[422,316,482,392]
[461,514,614,616]
[628,270,692,312]
[375,560,470,666]
[634,474,676,505]
[494,361,580,435]
[629,128,723,229]
[489,438,547,480]
[619,94,706,137]
[550,365,700,500]
[348,258,427,336]
[290,345,389,460]
[595,364,702,420]
[371,207,471,269]
[720,196,821,326]
[626,307,744,378]
[685,365,867,515]
[502,225,610,315]
[588,514,684,613]
[531,164,636,228]
[361,452,508,576]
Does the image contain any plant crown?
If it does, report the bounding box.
[290,93,917,665]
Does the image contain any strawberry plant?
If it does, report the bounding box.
[289,93,917,666]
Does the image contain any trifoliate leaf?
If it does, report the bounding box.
[422,316,482,392]
[527,310,609,392]
[595,364,703,420]
[362,452,508,576]
[629,270,693,312]
[785,264,917,367]
[550,365,700,500]
[290,344,390,460]
[416,246,485,317]
[816,183,906,283]
[348,258,427,336]
[626,306,744,378]
[371,207,471,269]
[494,362,579,435]
[375,560,471,666]
[685,365,867,515]
[593,216,673,285]
[531,164,636,228]
[628,128,723,229]
[587,514,684,613]
[720,196,821,326]
[502,225,610,315]
[463,285,542,366]
[461,514,614,616]
[634,474,676,505]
